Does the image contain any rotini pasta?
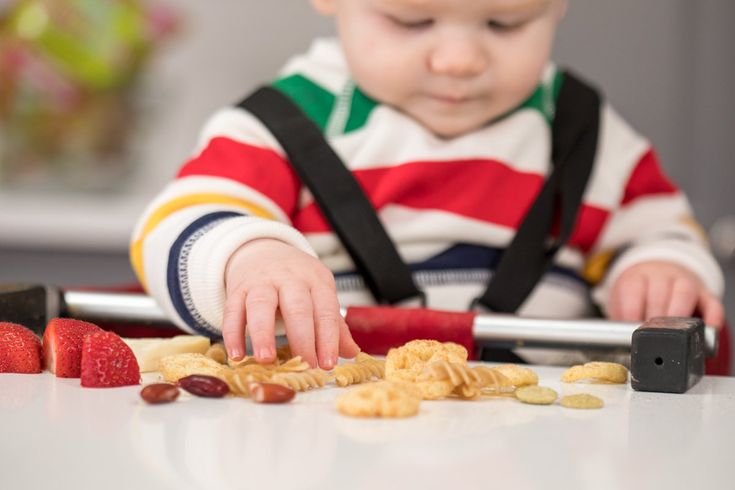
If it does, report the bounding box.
[274,356,310,373]
[270,369,329,392]
[227,355,259,369]
[330,353,386,387]
[417,361,511,400]
[222,367,273,397]
[204,343,227,364]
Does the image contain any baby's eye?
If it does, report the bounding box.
[487,20,521,32]
[388,15,434,29]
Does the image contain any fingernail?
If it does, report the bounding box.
[258,348,274,361]
[229,348,243,360]
[322,357,335,369]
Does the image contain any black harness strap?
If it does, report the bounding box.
[238,71,601,311]
[475,72,601,312]
[239,88,423,305]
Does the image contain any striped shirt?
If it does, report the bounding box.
[130,38,723,359]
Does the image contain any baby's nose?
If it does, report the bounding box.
[428,37,488,77]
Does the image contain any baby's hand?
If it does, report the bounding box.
[608,260,724,328]
[222,238,360,368]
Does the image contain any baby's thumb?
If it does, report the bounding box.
[699,291,725,329]
[338,318,361,358]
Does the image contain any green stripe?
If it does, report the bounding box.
[271,74,335,131]
[517,70,564,124]
[271,74,378,135]
[344,87,379,133]
[271,69,560,134]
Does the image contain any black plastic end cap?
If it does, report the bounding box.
[631,317,705,394]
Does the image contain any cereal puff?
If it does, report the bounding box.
[336,381,421,418]
[385,340,468,400]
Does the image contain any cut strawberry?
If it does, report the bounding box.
[80,331,140,388]
[43,318,102,378]
[0,322,42,374]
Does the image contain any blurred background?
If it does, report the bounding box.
[0,1,733,369]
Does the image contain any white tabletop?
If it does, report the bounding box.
[1,366,734,490]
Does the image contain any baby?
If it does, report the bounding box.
[131,0,725,369]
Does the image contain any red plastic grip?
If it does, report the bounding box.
[345,306,476,358]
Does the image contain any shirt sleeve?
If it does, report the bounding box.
[129,107,315,337]
[589,141,723,315]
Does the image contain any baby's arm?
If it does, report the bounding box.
[586,108,724,326]
[607,260,724,328]
[130,107,358,366]
[223,238,359,368]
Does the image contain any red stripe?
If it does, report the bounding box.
[568,205,609,253]
[179,142,611,253]
[295,159,544,229]
[293,159,609,252]
[621,149,678,206]
[177,137,301,216]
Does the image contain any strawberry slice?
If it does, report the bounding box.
[0,322,42,374]
[80,331,140,388]
[43,318,102,378]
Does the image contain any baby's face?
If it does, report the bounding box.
[317,0,566,138]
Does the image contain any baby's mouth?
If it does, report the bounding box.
[427,93,478,106]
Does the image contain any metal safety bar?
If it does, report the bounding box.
[63,291,718,357]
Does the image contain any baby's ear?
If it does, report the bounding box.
[311,0,337,16]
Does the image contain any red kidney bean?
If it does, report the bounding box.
[249,382,296,404]
[141,383,180,404]
[177,374,230,398]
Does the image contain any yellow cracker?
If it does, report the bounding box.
[336,381,421,418]
[560,393,604,409]
[561,362,628,384]
[515,385,558,405]
[491,364,539,388]
[158,353,226,383]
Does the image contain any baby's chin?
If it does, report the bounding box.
[393,99,510,139]
[411,113,497,139]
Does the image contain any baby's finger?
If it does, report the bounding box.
[699,291,725,329]
[616,275,647,322]
[222,290,248,360]
[245,285,279,363]
[311,285,341,369]
[644,276,672,320]
[338,318,361,359]
[665,277,698,318]
[279,284,318,367]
